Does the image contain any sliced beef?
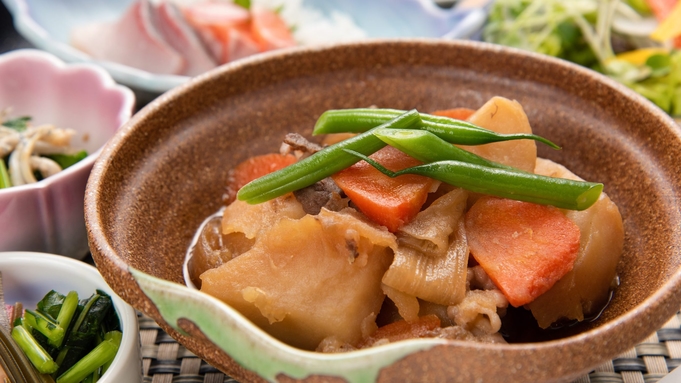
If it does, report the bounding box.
[283,133,323,155]
[294,178,347,215]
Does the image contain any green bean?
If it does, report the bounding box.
[342,149,603,211]
[372,128,515,170]
[313,108,561,149]
[237,110,421,204]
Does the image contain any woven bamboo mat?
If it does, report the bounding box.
[137,311,681,383]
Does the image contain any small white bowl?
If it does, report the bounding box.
[0,251,141,383]
[0,49,135,259]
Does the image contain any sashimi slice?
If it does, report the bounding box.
[182,1,250,31]
[182,1,257,64]
[250,5,296,51]
[71,0,184,75]
[223,26,262,63]
[154,2,217,76]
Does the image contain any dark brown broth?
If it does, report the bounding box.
[500,287,616,343]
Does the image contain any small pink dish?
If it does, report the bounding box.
[0,49,135,259]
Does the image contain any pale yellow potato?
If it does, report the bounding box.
[460,96,537,173]
[221,192,306,239]
[201,207,395,350]
[528,158,624,328]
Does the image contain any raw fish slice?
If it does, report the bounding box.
[71,0,184,75]
[182,1,259,64]
[223,27,262,63]
[182,1,250,29]
[250,5,296,51]
[153,2,217,76]
[194,28,225,65]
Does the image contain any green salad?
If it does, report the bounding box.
[483,0,681,120]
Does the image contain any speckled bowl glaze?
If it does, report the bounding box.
[0,49,134,259]
[85,40,681,383]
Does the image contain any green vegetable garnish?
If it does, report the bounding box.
[55,291,79,333]
[8,289,121,381]
[234,0,250,9]
[0,160,10,189]
[343,149,603,211]
[100,331,122,374]
[10,325,59,374]
[46,151,88,170]
[1,116,31,131]
[483,0,610,68]
[371,128,515,170]
[239,108,603,210]
[237,110,422,204]
[482,0,681,119]
[611,51,681,116]
[313,108,561,148]
[0,318,52,382]
[624,0,651,15]
[22,310,65,348]
[56,291,113,376]
[55,331,120,383]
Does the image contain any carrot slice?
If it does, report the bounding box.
[431,108,476,121]
[250,5,296,51]
[332,146,436,232]
[464,196,581,307]
[225,153,297,204]
[357,315,441,348]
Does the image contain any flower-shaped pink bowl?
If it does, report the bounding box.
[0,49,135,259]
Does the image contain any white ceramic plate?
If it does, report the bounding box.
[1,0,489,94]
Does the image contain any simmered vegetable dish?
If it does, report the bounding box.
[186,96,624,351]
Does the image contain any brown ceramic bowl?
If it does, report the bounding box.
[85,40,681,383]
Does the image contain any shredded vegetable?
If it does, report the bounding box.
[483,0,681,119]
[0,110,88,189]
